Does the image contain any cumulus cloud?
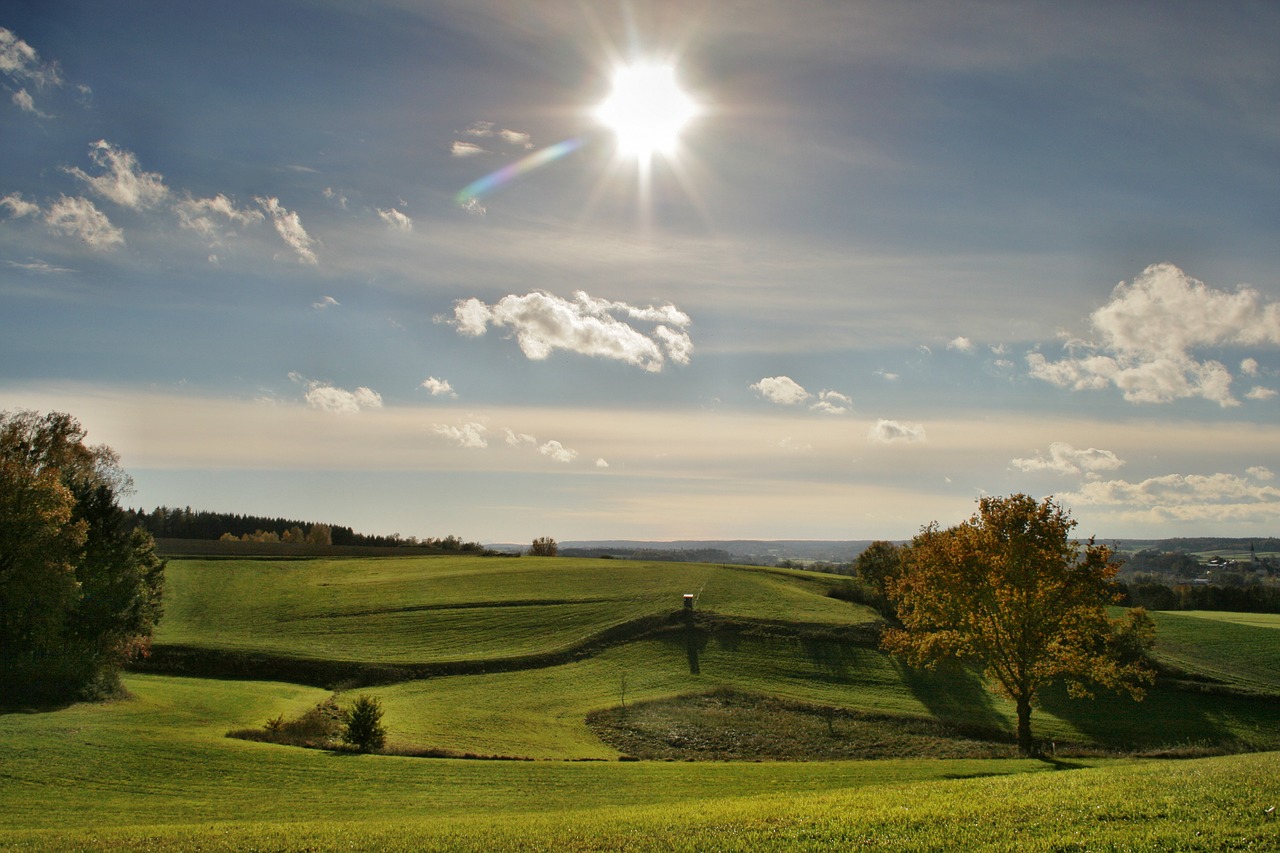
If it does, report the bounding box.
[595,458,610,468]
[1062,471,1280,523]
[1245,386,1277,400]
[0,27,63,88]
[288,374,381,414]
[947,336,974,353]
[377,207,413,231]
[64,140,169,209]
[811,390,853,415]
[1011,442,1125,476]
[1241,358,1259,377]
[751,376,810,406]
[1027,264,1280,407]
[539,440,578,463]
[451,141,486,157]
[256,196,318,264]
[869,419,927,444]
[432,422,489,449]
[421,376,457,398]
[0,192,39,218]
[1248,466,1274,481]
[44,195,124,249]
[503,429,537,447]
[451,290,692,373]
[174,193,264,239]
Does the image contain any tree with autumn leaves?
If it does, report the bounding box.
[881,494,1155,755]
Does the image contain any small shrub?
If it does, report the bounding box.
[342,694,387,753]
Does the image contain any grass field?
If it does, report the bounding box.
[3,555,1279,850]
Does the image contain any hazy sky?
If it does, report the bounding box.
[2,1,1278,543]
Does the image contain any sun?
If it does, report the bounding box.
[595,62,699,159]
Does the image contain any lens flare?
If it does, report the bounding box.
[456,137,584,206]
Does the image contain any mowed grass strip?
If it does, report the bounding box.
[155,557,873,663]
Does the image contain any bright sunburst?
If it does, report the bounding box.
[595,62,699,159]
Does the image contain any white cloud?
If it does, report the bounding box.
[751,376,810,406]
[323,187,348,209]
[811,390,853,415]
[174,193,264,239]
[499,129,533,148]
[464,121,495,137]
[1027,263,1280,407]
[298,381,382,415]
[432,422,489,449]
[64,140,169,210]
[0,192,39,218]
[1241,357,1259,377]
[876,370,900,382]
[1062,471,1280,523]
[450,290,692,373]
[43,195,124,249]
[5,259,74,274]
[377,207,413,231]
[1245,386,1277,400]
[256,196,318,264]
[0,27,63,88]
[503,429,537,447]
[12,87,47,116]
[1248,466,1274,481]
[595,458,610,468]
[947,336,974,352]
[869,419,927,444]
[421,377,457,398]
[312,296,340,310]
[458,197,486,217]
[539,440,578,463]
[451,141,486,157]
[1011,441,1125,476]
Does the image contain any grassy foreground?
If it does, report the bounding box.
[1,676,1276,851]
[4,555,1280,850]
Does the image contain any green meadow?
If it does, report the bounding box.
[2,555,1279,851]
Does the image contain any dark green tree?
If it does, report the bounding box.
[0,410,165,702]
[342,694,387,753]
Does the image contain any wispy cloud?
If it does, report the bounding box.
[256,196,318,264]
[311,296,340,310]
[811,390,853,415]
[451,290,692,373]
[869,419,927,444]
[0,27,63,88]
[64,140,169,210]
[43,196,124,249]
[0,193,39,218]
[451,141,486,157]
[1011,441,1125,476]
[1028,264,1280,407]
[503,428,536,447]
[377,207,413,231]
[174,193,263,238]
[5,258,75,274]
[421,377,457,398]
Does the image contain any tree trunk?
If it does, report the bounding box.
[1016,695,1034,755]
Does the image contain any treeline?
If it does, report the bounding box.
[1120,582,1280,614]
[125,505,487,552]
[559,547,736,563]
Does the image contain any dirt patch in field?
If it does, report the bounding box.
[587,688,1020,761]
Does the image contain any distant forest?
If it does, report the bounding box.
[125,505,484,551]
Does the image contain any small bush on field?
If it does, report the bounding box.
[342,694,387,753]
[228,696,343,748]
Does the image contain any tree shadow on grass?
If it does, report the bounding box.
[895,659,1011,740]
[1035,678,1275,753]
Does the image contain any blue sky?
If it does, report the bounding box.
[2,0,1278,543]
